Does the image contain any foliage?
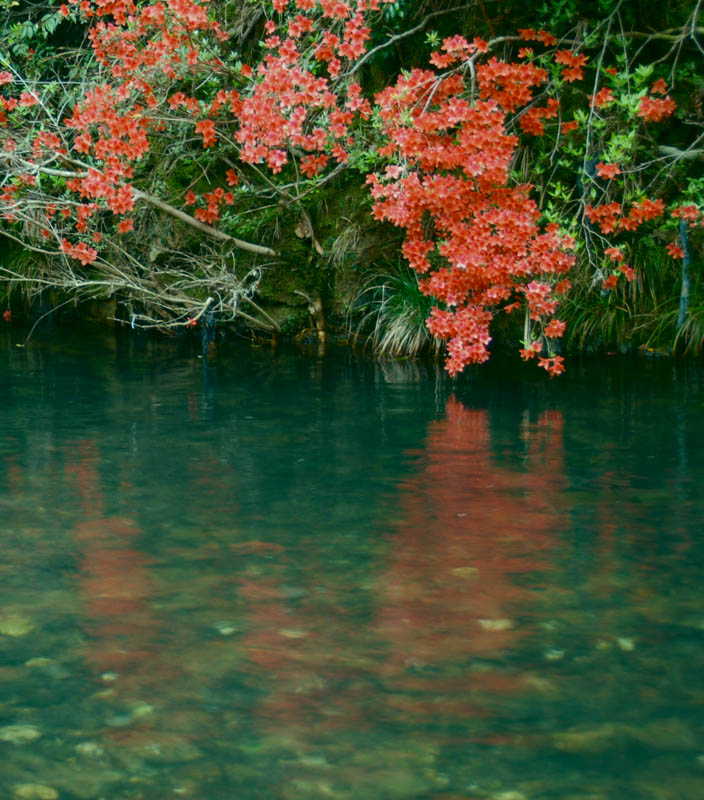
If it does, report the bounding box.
[0,0,702,373]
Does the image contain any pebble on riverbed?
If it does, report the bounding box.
[75,741,105,758]
[477,618,514,631]
[0,725,42,744]
[12,784,58,800]
[0,613,35,637]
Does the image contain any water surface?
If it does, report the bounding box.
[1,327,704,799]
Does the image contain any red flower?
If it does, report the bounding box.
[554,50,588,83]
[536,30,557,46]
[3,310,11,322]
[666,243,685,259]
[194,119,217,148]
[605,247,624,261]
[544,319,566,338]
[637,95,676,122]
[595,162,621,179]
[671,205,700,222]
[538,355,565,376]
[592,87,615,107]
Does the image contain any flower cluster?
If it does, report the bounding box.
[369,42,575,376]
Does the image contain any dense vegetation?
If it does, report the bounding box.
[0,0,702,372]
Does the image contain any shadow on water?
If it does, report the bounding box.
[1,328,704,798]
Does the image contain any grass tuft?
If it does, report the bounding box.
[352,264,443,358]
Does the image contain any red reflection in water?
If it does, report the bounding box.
[238,398,567,747]
[238,567,373,734]
[378,399,566,688]
[64,441,159,680]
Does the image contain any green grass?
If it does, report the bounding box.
[352,264,443,358]
[563,237,704,355]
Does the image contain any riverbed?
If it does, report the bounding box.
[2,327,703,799]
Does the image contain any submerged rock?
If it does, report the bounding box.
[107,731,203,765]
[554,723,623,753]
[0,725,41,744]
[554,719,698,754]
[544,649,565,661]
[477,618,514,631]
[451,566,479,579]
[12,785,58,800]
[24,658,53,668]
[75,741,105,758]
[0,613,35,637]
[213,621,236,636]
[616,637,635,652]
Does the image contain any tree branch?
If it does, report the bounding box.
[134,190,276,256]
[23,163,277,256]
[343,4,477,77]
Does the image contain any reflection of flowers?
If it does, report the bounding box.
[65,442,159,678]
[229,397,568,794]
[378,398,566,690]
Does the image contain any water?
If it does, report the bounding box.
[2,326,704,800]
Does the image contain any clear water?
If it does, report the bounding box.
[2,326,704,800]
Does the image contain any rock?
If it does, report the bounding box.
[0,613,35,637]
[616,637,635,651]
[0,725,41,744]
[477,618,514,631]
[522,675,560,695]
[279,628,308,639]
[75,741,105,758]
[451,566,479,579]
[24,658,53,668]
[554,724,622,753]
[129,702,155,719]
[544,649,565,661]
[12,784,58,800]
[553,720,697,754]
[107,731,202,765]
[213,621,236,636]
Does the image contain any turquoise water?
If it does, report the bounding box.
[2,327,704,799]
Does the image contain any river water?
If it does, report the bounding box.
[1,326,704,800]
